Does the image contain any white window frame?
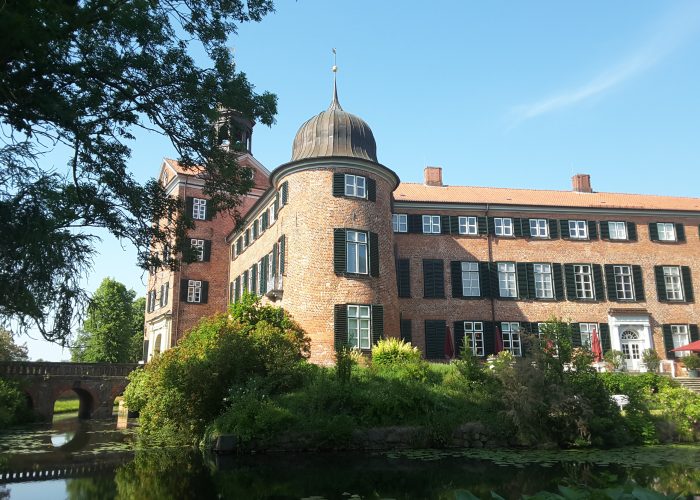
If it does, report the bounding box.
[501,322,522,356]
[392,214,408,233]
[498,262,517,298]
[192,198,206,220]
[422,215,441,234]
[191,239,205,261]
[461,262,480,297]
[657,223,676,242]
[459,216,478,235]
[671,325,690,358]
[494,218,513,237]
[347,304,371,350]
[256,261,264,296]
[574,264,594,300]
[346,230,368,274]
[533,263,553,299]
[344,174,366,198]
[579,323,598,349]
[569,220,588,239]
[464,321,484,357]
[269,204,276,225]
[663,266,684,301]
[267,251,275,292]
[529,219,549,238]
[248,267,255,292]
[608,221,627,240]
[614,265,634,300]
[187,280,202,303]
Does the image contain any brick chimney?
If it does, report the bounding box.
[572,173,592,193]
[424,166,443,187]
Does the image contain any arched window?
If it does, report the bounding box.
[621,330,639,340]
[154,334,162,355]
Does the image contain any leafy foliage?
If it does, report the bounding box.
[0,0,277,343]
[0,378,32,427]
[0,327,28,361]
[371,338,422,366]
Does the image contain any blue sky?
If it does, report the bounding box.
[25,1,700,360]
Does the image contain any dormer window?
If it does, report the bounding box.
[344,174,366,198]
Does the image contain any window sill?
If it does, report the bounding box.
[337,272,372,280]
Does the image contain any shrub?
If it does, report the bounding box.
[682,353,700,370]
[653,386,700,441]
[642,349,661,373]
[371,338,422,366]
[0,378,31,428]
[335,344,355,384]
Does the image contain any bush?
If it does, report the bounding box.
[642,349,661,373]
[682,353,700,370]
[653,386,700,441]
[0,378,31,427]
[371,338,422,366]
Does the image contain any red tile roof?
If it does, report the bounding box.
[163,158,205,176]
[393,183,700,212]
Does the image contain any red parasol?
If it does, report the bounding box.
[494,325,503,354]
[591,327,603,362]
[444,325,455,360]
[671,339,700,352]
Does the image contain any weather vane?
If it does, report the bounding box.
[332,48,337,73]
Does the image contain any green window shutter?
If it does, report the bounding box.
[483,322,495,356]
[604,265,617,301]
[252,220,259,239]
[279,235,286,274]
[454,321,466,355]
[205,200,212,220]
[400,319,412,343]
[229,281,234,304]
[203,240,211,262]
[236,238,242,255]
[560,220,570,239]
[587,221,598,239]
[397,259,411,298]
[593,265,605,301]
[564,264,576,301]
[273,193,280,214]
[654,266,666,302]
[524,263,535,299]
[570,323,582,348]
[242,271,249,292]
[369,232,380,277]
[682,266,694,302]
[423,259,444,298]
[450,261,463,298]
[250,267,257,295]
[552,263,564,301]
[272,242,278,281]
[185,197,194,218]
[632,265,645,301]
[600,221,610,240]
[244,229,250,247]
[281,181,289,206]
[516,262,529,299]
[424,320,446,359]
[408,214,422,233]
[627,222,637,241]
[262,211,269,230]
[548,219,559,239]
[180,279,188,301]
[334,304,348,350]
[234,277,241,303]
[676,223,686,242]
[513,218,524,237]
[260,256,268,293]
[662,325,674,359]
[371,305,384,345]
[488,262,499,298]
[487,217,496,235]
[449,216,459,234]
[690,324,699,342]
[367,178,377,201]
[334,229,346,274]
[599,323,611,353]
[478,216,488,235]
[441,215,450,235]
[479,262,491,298]
[201,281,209,303]
[649,223,659,241]
[332,173,344,197]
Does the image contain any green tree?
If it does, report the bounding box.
[129,297,147,362]
[0,327,29,361]
[71,278,144,363]
[0,0,277,345]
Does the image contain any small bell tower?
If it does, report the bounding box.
[215,107,254,154]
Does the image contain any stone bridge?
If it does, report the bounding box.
[0,361,139,421]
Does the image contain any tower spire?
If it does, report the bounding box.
[329,48,342,110]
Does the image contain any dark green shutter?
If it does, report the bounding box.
[185,197,194,218]
[570,323,582,348]
[281,181,289,206]
[229,282,234,304]
[252,220,259,239]
[599,323,611,353]
[682,266,694,302]
[180,279,188,301]
[397,259,411,298]
[627,222,637,241]
[487,217,496,235]
[332,173,344,197]
[250,267,257,295]
[272,243,278,281]
[369,232,380,277]
[367,178,376,201]
[334,305,348,350]
[478,216,488,235]
[676,223,686,242]
[560,220,570,239]
[236,238,242,255]
[517,263,529,299]
[454,321,466,355]
[451,261,463,298]
[449,216,459,234]
[242,271,249,292]
[654,266,667,302]
[600,221,610,240]
[441,215,450,234]
[483,322,495,356]
[690,324,699,342]
[273,193,279,214]
[334,229,346,274]
[408,214,422,233]
[371,305,384,345]
[587,221,598,239]
[593,265,605,301]
[201,281,209,303]
[423,259,444,298]
[553,263,564,301]
[424,320,446,359]
[564,264,576,300]
[203,240,211,262]
[649,223,659,241]
[548,219,559,239]
[260,256,268,293]
[513,218,524,237]
[489,262,499,298]
[479,262,491,298]
[279,235,286,274]
[605,265,617,301]
[262,211,269,230]
[662,325,674,359]
[632,265,645,301]
[204,200,212,220]
[400,319,412,343]
[234,277,241,303]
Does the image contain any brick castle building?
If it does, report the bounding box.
[145,83,700,369]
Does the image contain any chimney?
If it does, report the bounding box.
[424,166,443,187]
[572,173,592,193]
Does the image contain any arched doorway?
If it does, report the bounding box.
[153,333,162,357]
[620,329,642,371]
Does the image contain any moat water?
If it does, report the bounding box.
[1,417,699,499]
